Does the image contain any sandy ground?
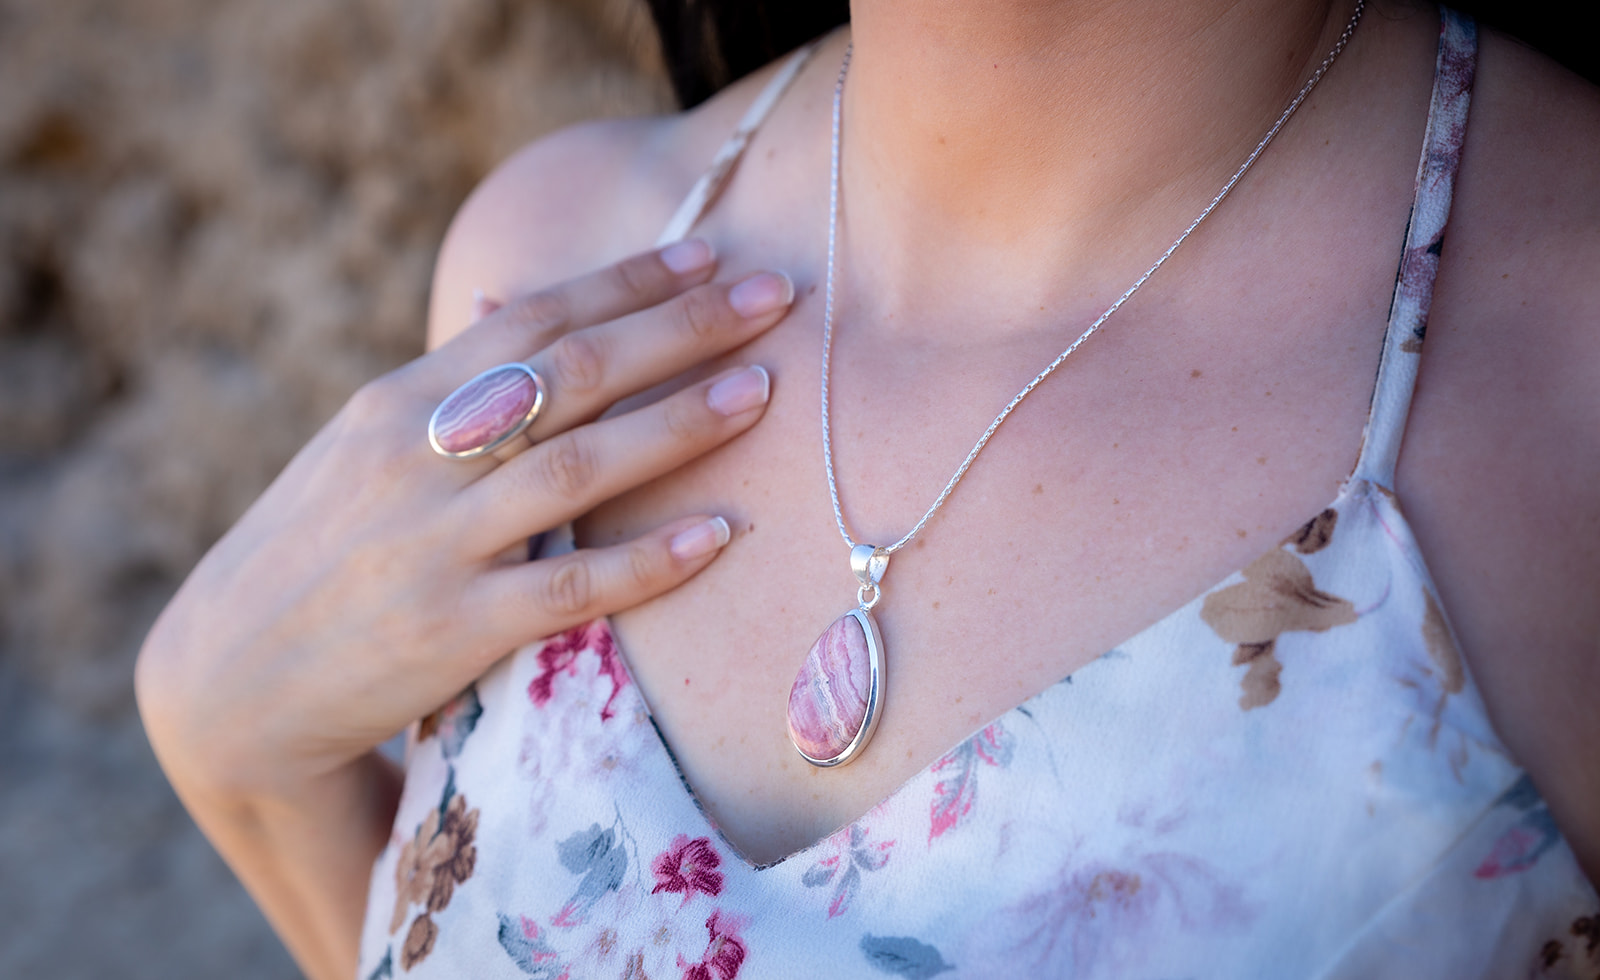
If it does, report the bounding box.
[0,0,668,974]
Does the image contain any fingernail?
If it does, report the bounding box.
[706,365,771,416]
[660,238,715,274]
[670,516,732,561]
[728,271,794,317]
[471,288,501,322]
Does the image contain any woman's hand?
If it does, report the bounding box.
[133,239,793,977]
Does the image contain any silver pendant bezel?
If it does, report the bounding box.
[792,606,885,769]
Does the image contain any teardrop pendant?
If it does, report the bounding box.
[786,607,885,767]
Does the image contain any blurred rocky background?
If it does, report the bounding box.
[0,0,669,974]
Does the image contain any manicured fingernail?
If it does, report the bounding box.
[706,365,771,416]
[660,239,715,274]
[670,516,732,561]
[728,272,794,317]
[471,288,501,322]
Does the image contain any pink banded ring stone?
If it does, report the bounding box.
[787,612,873,763]
[429,363,544,458]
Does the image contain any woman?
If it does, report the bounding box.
[136,0,1600,976]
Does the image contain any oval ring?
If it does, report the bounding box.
[428,362,548,460]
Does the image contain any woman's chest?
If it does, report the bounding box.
[577,273,1389,864]
[564,82,1442,860]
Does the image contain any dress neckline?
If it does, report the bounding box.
[614,8,1476,873]
[608,477,1372,872]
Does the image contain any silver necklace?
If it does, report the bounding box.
[785,1,1366,768]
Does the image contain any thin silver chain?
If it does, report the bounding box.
[821,0,1365,555]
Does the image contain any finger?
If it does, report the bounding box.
[448,364,770,556]
[520,269,793,441]
[461,514,733,657]
[421,239,718,388]
[488,430,535,464]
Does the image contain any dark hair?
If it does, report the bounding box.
[1460,0,1596,83]
[643,1,1596,109]
[643,0,849,108]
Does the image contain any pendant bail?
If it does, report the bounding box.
[850,544,889,610]
[850,544,889,587]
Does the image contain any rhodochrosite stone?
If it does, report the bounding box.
[431,365,540,455]
[788,612,872,762]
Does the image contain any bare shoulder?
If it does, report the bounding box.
[1442,28,1600,310]
[426,61,796,348]
[425,115,669,347]
[1403,26,1600,875]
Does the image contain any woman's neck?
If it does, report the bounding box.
[840,0,1357,323]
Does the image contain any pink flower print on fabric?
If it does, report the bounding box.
[1475,775,1563,879]
[1477,820,1562,880]
[679,910,747,980]
[801,822,895,919]
[652,835,726,906]
[496,913,570,979]
[528,621,631,721]
[417,683,483,761]
[515,643,653,837]
[929,722,1016,844]
[1010,850,1250,978]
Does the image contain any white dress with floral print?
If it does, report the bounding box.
[358,11,1600,979]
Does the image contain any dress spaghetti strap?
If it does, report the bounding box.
[653,42,822,249]
[1350,9,1478,488]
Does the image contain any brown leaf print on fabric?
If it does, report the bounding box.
[389,792,480,935]
[1574,913,1600,962]
[1533,915,1600,975]
[1539,938,1565,969]
[1284,509,1338,555]
[1231,642,1284,709]
[1421,589,1464,694]
[402,913,439,970]
[427,793,479,912]
[392,809,447,933]
[622,950,653,979]
[1201,548,1357,709]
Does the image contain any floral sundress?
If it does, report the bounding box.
[358,12,1600,979]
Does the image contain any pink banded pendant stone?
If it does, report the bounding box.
[787,607,885,767]
[428,363,546,459]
